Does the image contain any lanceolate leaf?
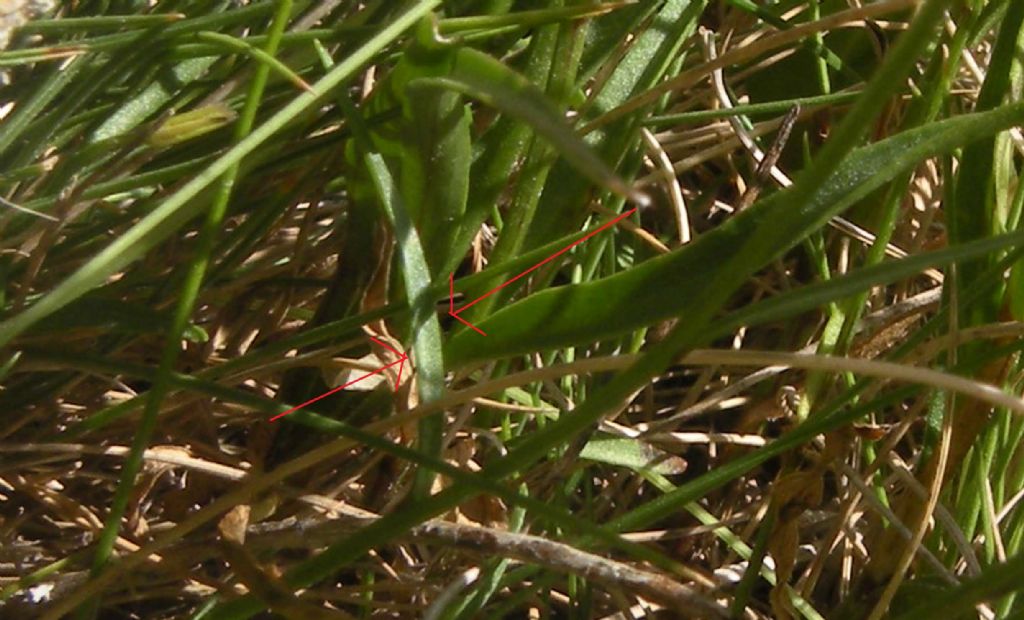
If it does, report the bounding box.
[445,101,1024,367]
[580,435,688,475]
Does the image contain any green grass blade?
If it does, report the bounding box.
[0,0,443,349]
[17,13,185,33]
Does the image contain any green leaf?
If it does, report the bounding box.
[525,0,706,248]
[947,0,1024,336]
[144,103,237,149]
[445,101,1024,368]
[580,435,687,475]
[440,14,562,279]
[91,56,220,144]
[356,17,471,273]
[363,150,447,499]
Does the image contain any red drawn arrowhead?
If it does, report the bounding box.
[368,335,409,388]
[396,354,406,387]
[272,209,637,422]
[269,338,410,422]
[449,272,487,336]
[447,208,637,339]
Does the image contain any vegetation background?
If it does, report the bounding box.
[2,0,1024,618]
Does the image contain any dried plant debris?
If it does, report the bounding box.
[3,1,1024,618]
[0,0,53,49]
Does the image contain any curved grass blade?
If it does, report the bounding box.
[439,3,632,34]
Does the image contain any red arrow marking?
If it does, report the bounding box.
[369,335,400,356]
[449,207,638,335]
[269,339,409,422]
[368,335,406,386]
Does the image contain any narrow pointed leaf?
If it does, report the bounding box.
[445,101,1024,367]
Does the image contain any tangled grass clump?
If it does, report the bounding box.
[3,1,1024,618]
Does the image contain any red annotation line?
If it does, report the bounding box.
[449,207,638,335]
[269,336,407,422]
